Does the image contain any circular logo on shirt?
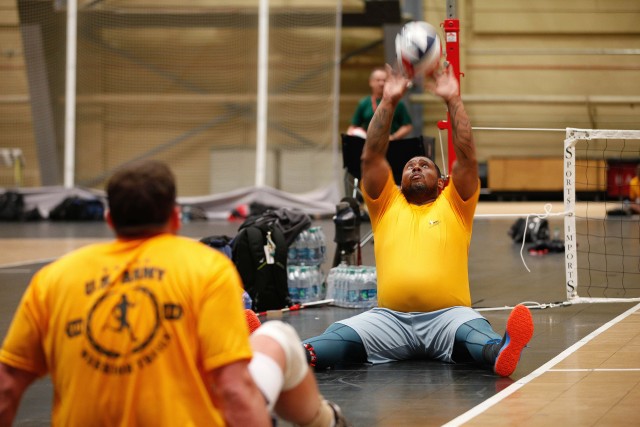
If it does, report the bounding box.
[86,286,160,358]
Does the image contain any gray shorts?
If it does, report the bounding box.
[336,306,484,364]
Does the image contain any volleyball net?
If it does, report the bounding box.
[12,1,341,196]
[467,127,640,312]
[73,1,341,196]
[564,128,640,304]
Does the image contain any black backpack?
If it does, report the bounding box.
[232,217,292,312]
[0,191,25,221]
[249,207,312,247]
[49,196,105,221]
[508,217,550,243]
[200,235,234,259]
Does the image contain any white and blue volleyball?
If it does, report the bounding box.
[395,21,442,80]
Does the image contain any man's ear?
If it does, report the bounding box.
[437,177,445,192]
[105,210,114,230]
[170,205,182,233]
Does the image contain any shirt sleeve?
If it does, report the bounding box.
[0,272,49,376]
[395,101,413,126]
[361,169,399,231]
[351,97,370,128]
[197,256,253,372]
[442,178,480,232]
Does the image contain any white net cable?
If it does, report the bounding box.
[436,127,448,177]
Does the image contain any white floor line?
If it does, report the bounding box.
[0,268,32,274]
[0,258,55,269]
[442,302,640,427]
[549,368,640,372]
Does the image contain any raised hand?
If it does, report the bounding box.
[424,63,459,102]
[382,64,411,105]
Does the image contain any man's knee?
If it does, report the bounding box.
[252,320,308,390]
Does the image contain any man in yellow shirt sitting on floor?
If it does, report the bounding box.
[303,64,534,377]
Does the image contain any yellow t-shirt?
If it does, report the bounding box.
[362,170,479,312]
[0,234,252,427]
[630,176,640,203]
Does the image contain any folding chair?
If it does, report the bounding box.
[341,133,435,199]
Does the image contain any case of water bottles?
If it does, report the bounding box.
[325,264,377,309]
[287,226,327,304]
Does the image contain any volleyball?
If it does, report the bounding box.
[395,21,442,80]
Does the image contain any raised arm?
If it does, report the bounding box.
[425,65,478,201]
[361,64,411,199]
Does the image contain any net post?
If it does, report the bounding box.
[563,128,579,301]
[442,17,460,176]
[64,0,78,188]
[254,0,270,188]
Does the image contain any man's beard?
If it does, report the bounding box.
[402,181,430,199]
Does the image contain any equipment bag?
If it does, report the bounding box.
[232,217,293,312]
[241,207,311,247]
[0,191,25,221]
[49,196,105,221]
[199,235,234,259]
[508,217,550,243]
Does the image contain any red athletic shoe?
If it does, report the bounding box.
[303,343,318,368]
[494,304,534,377]
[245,309,262,334]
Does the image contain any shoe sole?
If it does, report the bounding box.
[245,309,262,334]
[494,304,534,377]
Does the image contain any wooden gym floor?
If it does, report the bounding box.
[1,207,638,426]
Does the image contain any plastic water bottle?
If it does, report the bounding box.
[181,205,192,223]
[296,233,305,264]
[337,266,345,307]
[316,266,323,300]
[242,291,252,309]
[340,264,350,307]
[289,226,327,268]
[333,265,346,307]
[315,226,327,264]
[332,265,341,307]
[288,240,298,264]
[290,233,305,265]
[326,268,336,302]
[288,266,299,302]
[317,267,326,299]
[363,267,378,308]
[308,265,320,301]
[296,230,307,265]
[346,268,358,307]
[309,228,321,265]
[299,267,308,303]
[353,267,366,308]
[300,267,311,303]
[304,228,315,265]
